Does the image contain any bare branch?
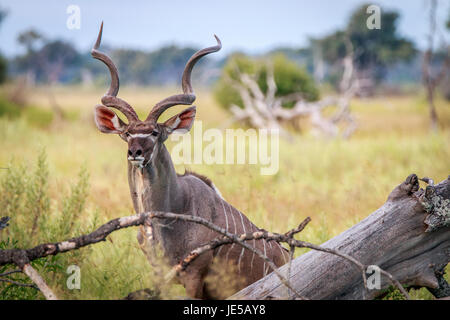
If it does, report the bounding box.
[284,218,311,300]
[22,264,57,300]
[0,269,22,277]
[223,52,358,138]
[265,62,277,108]
[284,217,311,238]
[286,244,295,300]
[0,277,38,289]
[0,213,150,266]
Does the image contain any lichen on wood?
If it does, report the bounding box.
[422,185,450,232]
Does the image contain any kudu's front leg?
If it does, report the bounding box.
[182,272,206,299]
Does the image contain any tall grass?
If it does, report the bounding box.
[0,150,183,299]
[0,85,448,299]
[0,150,92,299]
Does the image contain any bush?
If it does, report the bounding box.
[0,95,54,128]
[23,106,53,128]
[0,95,21,119]
[214,53,319,110]
[0,150,91,299]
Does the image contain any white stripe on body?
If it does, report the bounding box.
[250,235,256,273]
[276,242,288,264]
[211,183,224,200]
[237,210,247,273]
[216,198,229,257]
[224,203,237,264]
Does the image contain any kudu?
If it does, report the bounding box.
[92,23,288,299]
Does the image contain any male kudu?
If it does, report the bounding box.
[92,23,288,299]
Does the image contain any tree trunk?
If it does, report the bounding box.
[231,174,450,300]
[426,80,439,131]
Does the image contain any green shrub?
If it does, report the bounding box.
[0,95,53,128]
[214,53,319,110]
[0,95,21,119]
[0,150,91,299]
[23,106,53,128]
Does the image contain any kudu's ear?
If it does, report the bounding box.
[162,106,196,134]
[94,105,127,134]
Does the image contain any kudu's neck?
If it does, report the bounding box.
[128,143,184,214]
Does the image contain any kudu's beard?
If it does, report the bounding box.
[128,156,146,168]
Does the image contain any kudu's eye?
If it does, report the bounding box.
[151,131,159,137]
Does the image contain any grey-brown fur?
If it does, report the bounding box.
[130,142,289,298]
[91,24,288,299]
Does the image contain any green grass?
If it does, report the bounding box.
[0,95,53,127]
[0,85,449,299]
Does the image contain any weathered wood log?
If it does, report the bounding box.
[231,174,450,299]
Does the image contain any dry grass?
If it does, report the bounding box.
[0,84,449,299]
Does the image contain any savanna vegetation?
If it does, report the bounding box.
[0,1,449,301]
[0,84,448,299]
[214,53,320,111]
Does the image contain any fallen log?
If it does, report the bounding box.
[231,174,450,299]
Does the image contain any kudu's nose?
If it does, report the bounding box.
[128,147,143,158]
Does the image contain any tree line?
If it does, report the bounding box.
[0,3,448,98]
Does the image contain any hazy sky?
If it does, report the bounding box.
[1,0,449,58]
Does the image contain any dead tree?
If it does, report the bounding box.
[226,50,359,139]
[422,0,450,131]
[225,37,368,138]
[231,174,450,299]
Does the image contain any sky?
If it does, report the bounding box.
[0,0,449,59]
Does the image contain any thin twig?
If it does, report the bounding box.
[0,277,38,289]
[0,269,22,277]
[285,217,311,238]
[285,218,311,299]
[286,244,295,300]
